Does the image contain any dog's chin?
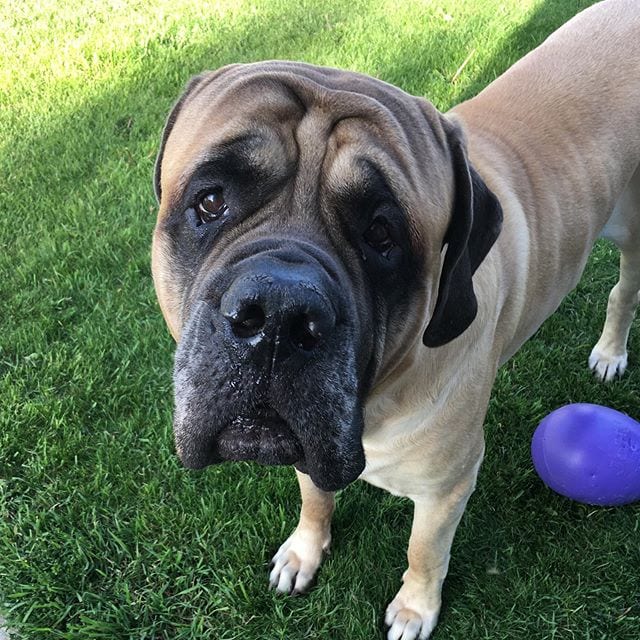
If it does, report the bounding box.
[175,397,366,491]
[215,413,303,466]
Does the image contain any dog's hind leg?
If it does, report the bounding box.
[589,165,640,381]
[269,470,334,595]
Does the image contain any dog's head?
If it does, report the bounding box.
[152,61,502,491]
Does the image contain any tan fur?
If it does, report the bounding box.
[153,2,640,638]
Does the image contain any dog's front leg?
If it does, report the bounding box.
[269,470,335,595]
[385,468,480,640]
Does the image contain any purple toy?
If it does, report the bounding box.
[531,403,640,506]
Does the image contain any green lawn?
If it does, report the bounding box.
[1,0,639,638]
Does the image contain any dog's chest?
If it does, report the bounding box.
[359,447,418,497]
[359,414,438,498]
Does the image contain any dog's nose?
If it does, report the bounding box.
[220,272,336,356]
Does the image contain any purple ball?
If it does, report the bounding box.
[531,403,640,506]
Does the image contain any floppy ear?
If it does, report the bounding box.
[422,125,503,347]
[154,74,207,202]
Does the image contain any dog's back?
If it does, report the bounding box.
[452,0,640,368]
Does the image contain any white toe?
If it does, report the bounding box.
[385,598,438,640]
[268,528,329,595]
[589,347,627,381]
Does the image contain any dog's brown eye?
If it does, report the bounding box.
[363,217,395,255]
[197,189,228,223]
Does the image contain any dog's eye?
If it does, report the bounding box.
[363,216,395,257]
[197,189,228,224]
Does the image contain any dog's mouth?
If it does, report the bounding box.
[215,408,304,466]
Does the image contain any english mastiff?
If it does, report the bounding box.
[152,0,640,637]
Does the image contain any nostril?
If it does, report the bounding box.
[289,314,324,352]
[230,303,266,339]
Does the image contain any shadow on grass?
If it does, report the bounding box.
[452,0,598,103]
[372,0,597,108]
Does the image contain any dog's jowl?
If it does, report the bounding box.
[152,1,640,638]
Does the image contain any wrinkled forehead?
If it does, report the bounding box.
[160,61,452,212]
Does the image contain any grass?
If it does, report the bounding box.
[1,0,639,638]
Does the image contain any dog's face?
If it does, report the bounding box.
[152,61,502,491]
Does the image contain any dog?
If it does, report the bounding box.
[151,1,640,638]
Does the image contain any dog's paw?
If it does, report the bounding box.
[588,345,628,382]
[384,584,440,640]
[268,527,330,595]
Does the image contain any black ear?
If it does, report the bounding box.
[422,126,503,347]
[154,74,207,202]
